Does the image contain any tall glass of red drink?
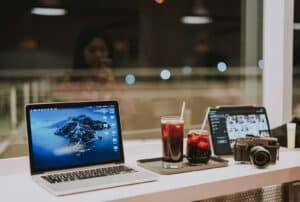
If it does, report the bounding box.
[161,116,184,168]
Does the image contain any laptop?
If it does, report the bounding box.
[208,105,271,156]
[25,101,158,196]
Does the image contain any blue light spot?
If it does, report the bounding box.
[125,74,136,85]
[182,66,193,75]
[160,69,171,80]
[217,61,228,72]
[258,59,264,69]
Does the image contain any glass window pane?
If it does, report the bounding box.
[294,0,300,118]
[0,0,263,158]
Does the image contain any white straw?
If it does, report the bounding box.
[201,107,210,131]
[180,101,186,121]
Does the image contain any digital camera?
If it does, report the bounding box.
[233,135,280,168]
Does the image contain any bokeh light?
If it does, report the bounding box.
[258,59,264,69]
[217,61,228,72]
[125,74,136,85]
[154,0,165,5]
[160,69,171,80]
[182,66,193,75]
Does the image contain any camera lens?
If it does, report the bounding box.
[249,146,271,168]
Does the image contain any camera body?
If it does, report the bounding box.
[233,135,280,168]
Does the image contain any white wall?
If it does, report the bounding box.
[263,0,294,128]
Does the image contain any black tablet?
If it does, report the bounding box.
[208,106,271,155]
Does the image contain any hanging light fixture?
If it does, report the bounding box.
[181,0,212,25]
[31,7,67,16]
[31,0,67,16]
[181,16,212,24]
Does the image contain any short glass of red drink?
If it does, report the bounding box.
[187,130,211,165]
[161,116,184,169]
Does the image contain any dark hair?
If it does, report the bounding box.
[73,27,113,69]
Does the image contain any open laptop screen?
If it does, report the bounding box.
[26,101,124,174]
[208,106,271,155]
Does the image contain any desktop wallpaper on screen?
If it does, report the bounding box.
[29,105,121,171]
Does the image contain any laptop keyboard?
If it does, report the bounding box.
[41,165,137,184]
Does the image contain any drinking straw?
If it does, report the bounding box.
[180,101,186,121]
[200,107,210,131]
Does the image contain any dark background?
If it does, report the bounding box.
[0,0,242,69]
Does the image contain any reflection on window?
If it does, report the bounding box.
[0,0,263,158]
[294,0,300,118]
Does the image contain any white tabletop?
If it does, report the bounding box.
[1,139,300,202]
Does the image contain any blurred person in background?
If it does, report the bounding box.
[57,26,136,115]
[72,27,114,82]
